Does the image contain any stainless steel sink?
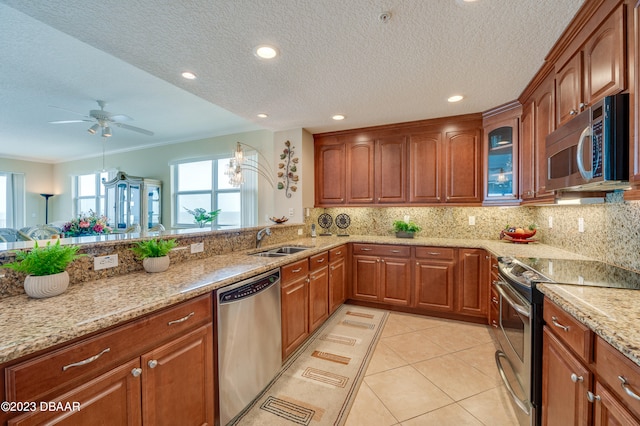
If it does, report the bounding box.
[250,246,311,257]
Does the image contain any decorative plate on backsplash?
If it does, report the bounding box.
[318,213,333,235]
[335,213,350,236]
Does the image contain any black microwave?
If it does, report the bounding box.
[545,93,629,192]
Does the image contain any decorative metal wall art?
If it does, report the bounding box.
[277,140,298,198]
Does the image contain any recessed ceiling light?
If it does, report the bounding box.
[254,45,278,59]
[448,95,464,103]
[257,113,268,118]
[332,114,346,121]
[181,71,197,80]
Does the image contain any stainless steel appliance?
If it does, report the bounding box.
[217,269,282,425]
[495,256,640,426]
[546,93,629,192]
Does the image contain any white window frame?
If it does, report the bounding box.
[171,155,255,228]
[72,170,115,217]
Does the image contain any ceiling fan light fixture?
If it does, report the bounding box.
[102,126,112,137]
[88,123,100,134]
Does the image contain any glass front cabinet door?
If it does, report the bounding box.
[483,103,520,204]
[103,171,162,231]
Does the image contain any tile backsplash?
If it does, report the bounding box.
[306,193,640,272]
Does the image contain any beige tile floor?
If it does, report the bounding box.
[345,311,520,426]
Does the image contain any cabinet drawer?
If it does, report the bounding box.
[5,294,212,403]
[309,251,329,272]
[352,244,410,257]
[595,336,640,420]
[282,259,309,283]
[543,298,592,363]
[414,247,455,261]
[329,245,347,262]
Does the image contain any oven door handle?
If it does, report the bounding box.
[493,281,530,318]
[495,350,532,415]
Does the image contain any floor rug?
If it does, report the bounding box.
[231,304,389,426]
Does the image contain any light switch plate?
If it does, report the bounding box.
[94,254,118,270]
[578,217,584,233]
[468,216,476,226]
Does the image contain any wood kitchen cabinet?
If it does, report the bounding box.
[347,140,375,204]
[328,245,347,314]
[314,136,346,205]
[444,128,483,204]
[281,258,310,359]
[376,135,407,204]
[413,247,456,312]
[409,131,442,203]
[457,249,490,318]
[555,3,625,127]
[3,295,214,426]
[308,252,329,333]
[351,244,411,306]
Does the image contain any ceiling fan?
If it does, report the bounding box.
[49,100,154,137]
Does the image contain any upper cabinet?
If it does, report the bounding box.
[555,3,625,127]
[483,102,521,205]
[314,115,483,207]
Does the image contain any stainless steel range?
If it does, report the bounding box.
[494,256,640,426]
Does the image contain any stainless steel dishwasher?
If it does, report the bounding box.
[217,268,282,425]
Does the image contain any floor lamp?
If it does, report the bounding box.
[40,194,54,224]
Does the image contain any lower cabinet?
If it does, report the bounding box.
[352,244,411,306]
[456,248,489,318]
[3,296,215,426]
[542,298,640,425]
[328,245,347,314]
[308,252,329,333]
[414,247,456,312]
[281,258,310,359]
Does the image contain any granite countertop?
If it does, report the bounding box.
[538,283,640,366]
[0,235,599,365]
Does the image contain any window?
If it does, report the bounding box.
[172,156,255,228]
[72,171,111,217]
[0,172,25,229]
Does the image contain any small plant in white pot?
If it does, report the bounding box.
[392,220,422,238]
[1,240,85,298]
[130,239,177,273]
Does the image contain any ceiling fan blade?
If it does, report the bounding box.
[49,119,94,124]
[113,122,154,136]
[48,105,89,117]
[109,114,133,122]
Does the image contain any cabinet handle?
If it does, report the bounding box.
[148,360,158,369]
[330,266,335,271]
[62,348,111,371]
[167,311,194,325]
[390,250,400,253]
[569,109,578,116]
[292,267,303,273]
[131,368,142,377]
[310,275,316,280]
[618,376,640,401]
[306,278,310,283]
[316,258,325,263]
[551,316,569,332]
[335,251,342,255]
[587,391,601,403]
[492,264,498,269]
[428,252,441,256]
[360,248,373,251]
[491,320,498,328]
[579,102,587,109]
[570,373,583,383]
[492,296,499,305]
[381,259,385,263]
[416,262,420,266]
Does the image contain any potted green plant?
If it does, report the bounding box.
[184,207,221,227]
[130,238,177,273]
[392,220,422,238]
[1,240,85,298]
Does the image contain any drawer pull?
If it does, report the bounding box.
[492,296,499,305]
[360,248,373,251]
[427,252,441,256]
[551,316,569,332]
[587,391,601,403]
[335,251,342,255]
[168,311,195,325]
[491,320,498,328]
[618,376,640,401]
[148,360,158,369]
[570,373,583,383]
[131,368,142,377]
[390,250,400,253]
[62,348,111,371]
[316,258,325,263]
[292,267,303,273]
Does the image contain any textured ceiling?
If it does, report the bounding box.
[1,0,584,163]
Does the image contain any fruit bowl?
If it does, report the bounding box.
[269,216,289,224]
[502,229,537,239]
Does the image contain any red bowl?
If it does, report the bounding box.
[502,229,537,239]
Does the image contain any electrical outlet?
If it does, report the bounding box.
[548,216,553,228]
[190,242,204,254]
[297,228,303,235]
[578,217,584,233]
[94,254,118,270]
[468,216,475,226]
[288,208,294,216]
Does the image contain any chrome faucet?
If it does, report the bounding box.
[256,227,272,248]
